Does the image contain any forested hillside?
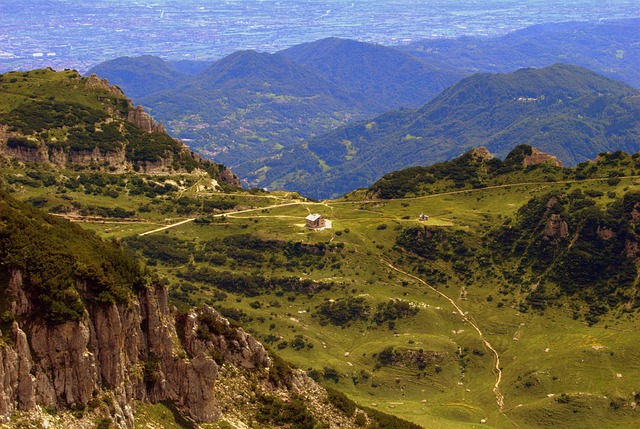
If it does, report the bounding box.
[245,64,640,199]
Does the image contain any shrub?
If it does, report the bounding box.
[326,386,356,416]
[372,299,418,325]
[315,297,370,326]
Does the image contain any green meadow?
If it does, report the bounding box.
[3,157,640,428]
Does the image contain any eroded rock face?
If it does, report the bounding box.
[543,213,569,239]
[597,226,615,240]
[218,167,241,187]
[630,202,640,225]
[126,105,166,134]
[468,146,493,162]
[85,74,126,98]
[523,148,562,167]
[0,270,270,427]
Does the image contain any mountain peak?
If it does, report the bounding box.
[86,55,189,99]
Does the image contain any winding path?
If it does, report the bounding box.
[381,259,505,412]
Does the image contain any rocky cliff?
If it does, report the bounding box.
[0,190,373,427]
[1,269,223,426]
[84,73,165,134]
[0,268,363,428]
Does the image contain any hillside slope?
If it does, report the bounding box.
[279,37,463,110]
[0,68,238,185]
[5,129,640,428]
[99,148,640,429]
[244,63,640,199]
[0,190,407,429]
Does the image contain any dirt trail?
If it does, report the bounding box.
[138,201,307,236]
[329,175,640,205]
[381,259,505,412]
[139,217,197,236]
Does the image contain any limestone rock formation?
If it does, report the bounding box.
[0,270,264,427]
[543,213,569,239]
[218,165,242,187]
[0,268,366,428]
[126,105,166,134]
[523,147,562,167]
[468,146,493,162]
[85,73,126,98]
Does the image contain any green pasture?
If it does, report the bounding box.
[3,162,640,428]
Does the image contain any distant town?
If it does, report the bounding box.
[1,0,638,73]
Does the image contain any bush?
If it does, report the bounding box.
[326,386,356,416]
[316,297,370,326]
[256,394,315,429]
[372,299,418,325]
[323,367,341,383]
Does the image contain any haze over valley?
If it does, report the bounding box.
[1,0,638,73]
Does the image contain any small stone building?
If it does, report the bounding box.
[305,213,326,230]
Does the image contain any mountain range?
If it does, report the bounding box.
[400,18,640,87]
[243,63,640,199]
[97,40,461,169]
[86,18,639,190]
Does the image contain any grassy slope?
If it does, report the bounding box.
[0,68,126,113]
[140,177,640,428]
[2,156,640,428]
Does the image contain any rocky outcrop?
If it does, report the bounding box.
[543,213,569,240]
[523,147,562,167]
[86,73,165,134]
[468,146,493,163]
[84,74,126,98]
[126,105,166,134]
[218,166,241,187]
[0,269,271,427]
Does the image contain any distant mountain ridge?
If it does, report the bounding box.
[243,64,640,199]
[400,18,640,88]
[86,55,191,99]
[278,37,463,110]
[138,49,371,167]
[86,39,465,168]
[84,19,640,198]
